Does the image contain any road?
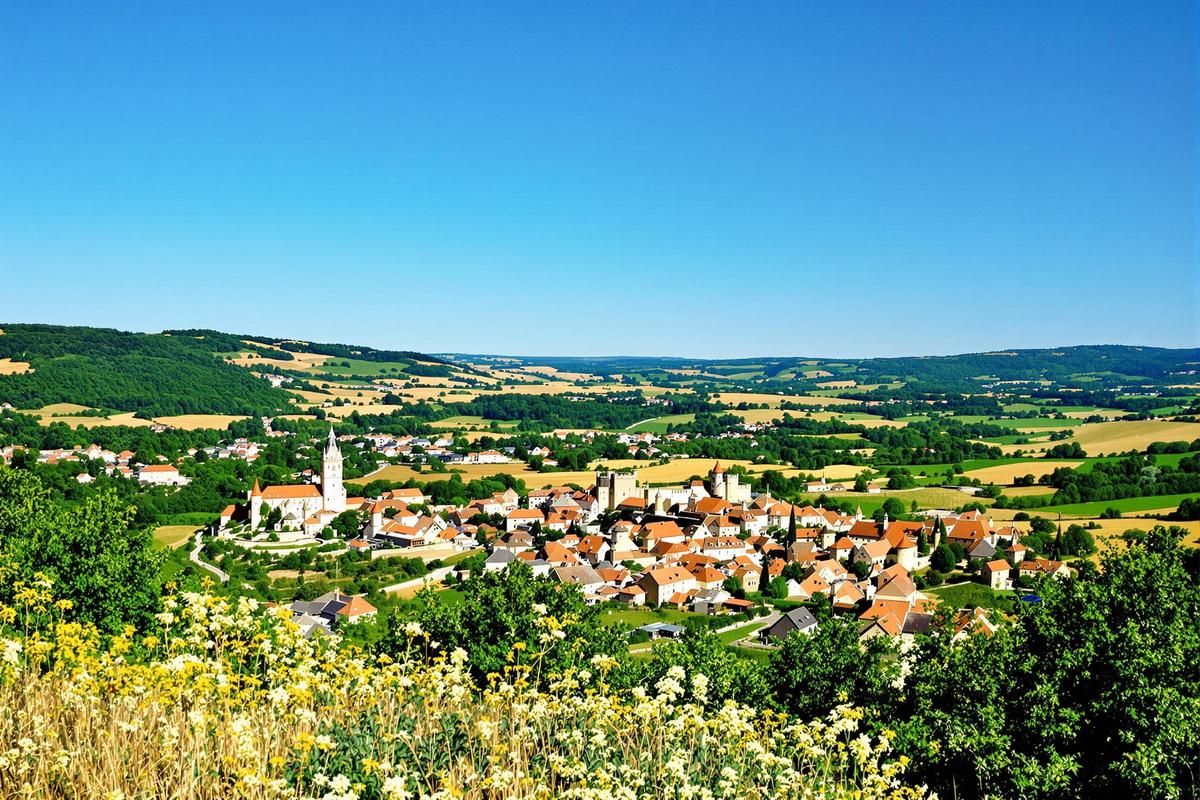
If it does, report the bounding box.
[190,531,229,583]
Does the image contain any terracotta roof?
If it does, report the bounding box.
[337,595,377,616]
[140,464,179,473]
[643,565,694,586]
[260,484,321,500]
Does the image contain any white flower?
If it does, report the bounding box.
[381,776,411,800]
[404,621,423,637]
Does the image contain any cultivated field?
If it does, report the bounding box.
[152,525,200,549]
[963,460,1083,485]
[39,411,155,428]
[357,457,825,490]
[1001,420,1200,456]
[0,357,31,375]
[155,414,248,430]
[713,392,858,407]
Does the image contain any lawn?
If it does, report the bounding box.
[599,606,694,628]
[927,581,1016,612]
[717,621,765,644]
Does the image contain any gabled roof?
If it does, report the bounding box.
[642,565,694,586]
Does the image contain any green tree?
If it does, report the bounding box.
[0,465,164,634]
[930,543,957,573]
[768,616,898,720]
[644,627,771,709]
[400,561,629,683]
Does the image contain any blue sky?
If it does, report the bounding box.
[1,1,1195,358]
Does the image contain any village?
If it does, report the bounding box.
[185,425,1070,647]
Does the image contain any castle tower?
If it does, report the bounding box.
[710,461,726,499]
[322,426,347,513]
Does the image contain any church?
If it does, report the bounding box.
[238,427,348,534]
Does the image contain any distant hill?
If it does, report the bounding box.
[0,324,299,416]
[0,324,454,417]
[447,345,1200,392]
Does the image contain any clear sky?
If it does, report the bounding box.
[1,1,1195,358]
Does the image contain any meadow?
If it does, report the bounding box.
[0,586,924,800]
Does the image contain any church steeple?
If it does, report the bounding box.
[321,426,346,513]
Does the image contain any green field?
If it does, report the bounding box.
[927,581,1016,612]
[989,418,1078,430]
[627,414,696,434]
[318,358,419,377]
[1036,492,1200,517]
[430,415,518,430]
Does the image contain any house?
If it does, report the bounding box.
[982,559,1013,590]
[138,464,189,486]
[552,564,605,597]
[638,565,697,607]
[853,539,892,570]
[638,622,685,640]
[506,508,545,531]
[761,607,819,641]
[952,607,998,641]
[1018,558,1071,580]
[483,549,517,572]
[700,536,745,561]
[288,590,377,635]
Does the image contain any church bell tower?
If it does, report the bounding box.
[322,426,347,513]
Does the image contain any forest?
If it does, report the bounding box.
[0,324,298,416]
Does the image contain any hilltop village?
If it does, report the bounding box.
[199,427,1064,642]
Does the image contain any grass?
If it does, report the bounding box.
[717,621,765,644]
[988,418,1078,430]
[1035,492,1200,517]
[627,413,695,433]
[598,606,694,628]
[927,580,1016,612]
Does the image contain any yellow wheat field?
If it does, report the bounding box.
[0,357,31,375]
[963,460,1084,485]
[1001,420,1200,456]
[155,414,248,430]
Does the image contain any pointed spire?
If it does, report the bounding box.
[251,478,262,497]
[712,461,725,474]
[327,425,338,448]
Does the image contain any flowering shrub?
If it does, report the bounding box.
[0,577,929,800]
